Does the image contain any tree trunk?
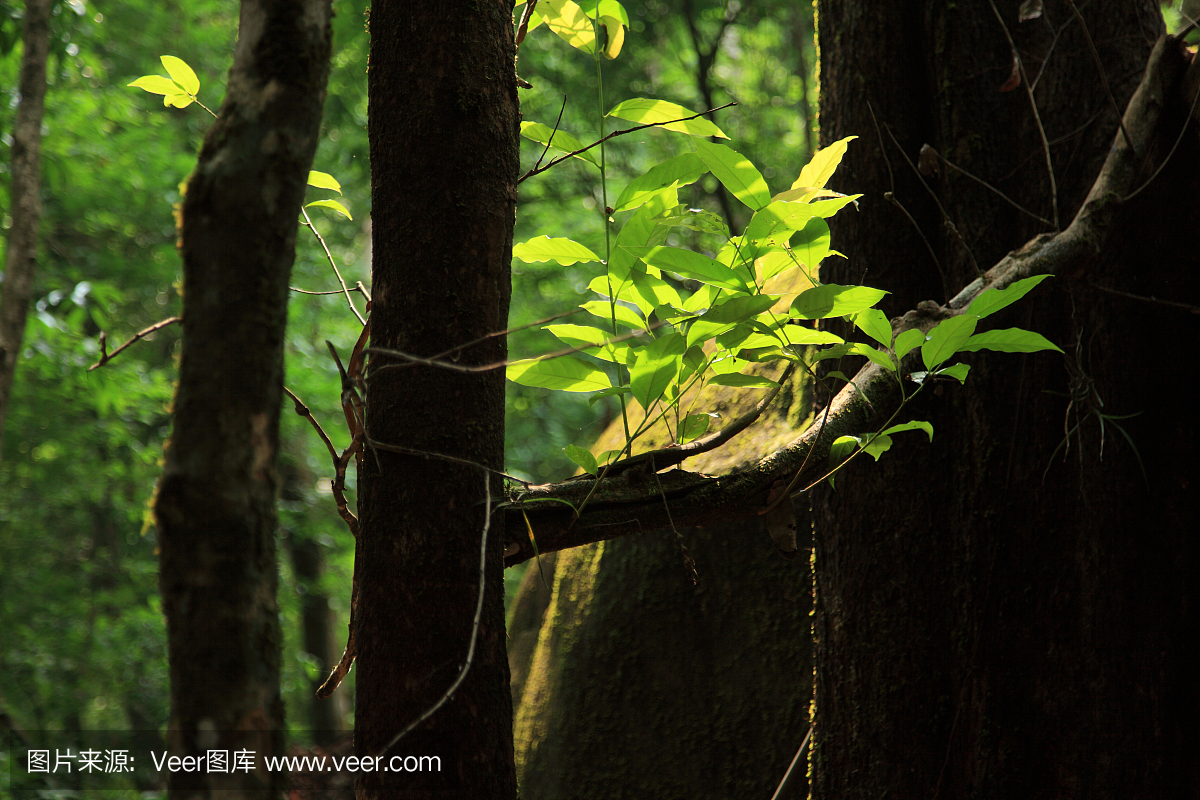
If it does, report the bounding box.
[353,1,520,797]
[154,1,332,796]
[811,2,1199,797]
[510,364,816,800]
[0,0,51,462]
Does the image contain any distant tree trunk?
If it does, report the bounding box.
[154,1,332,796]
[0,0,51,462]
[353,1,519,797]
[811,2,1199,797]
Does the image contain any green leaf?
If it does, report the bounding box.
[707,373,779,388]
[609,189,676,287]
[624,245,750,291]
[627,270,684,317]
[305,199,352,220]
[693,140,771,211]
[744,196,861,244]
[612,154,706,211]
[580,299,646,329]
[541,0,596,52]
[544,323,612,347]
[653,205,730,238]
[307,171,343,193]
[607,98,729,138]
[164,93,194,109]
[957,328,1063,354]
[854,308,893,348]
[596,448,625,466]
[565,443,599,475]
[588,386,632,405]
[790,218,831,278]
[507,356,613,392]
[968,275,1053,319]
[698,294,780,325]
[598,14,626,59]
[160,55,199,96]
[936,363,971,383]
[860,434,893,460]
[514,236,601,265]
[680,413,711,443]
[921,315,979,370]
[848,342,896,372]
[792,135,857,193]
[894,328,926,359]
[520,121,601,167]
[630,332,687,408]
[739,325,844,349]
[880,420,934,442]
[128,75,182,95]
[791,284,888,320]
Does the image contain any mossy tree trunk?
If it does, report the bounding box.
[353,1,520,797]
[811,2,1199,797]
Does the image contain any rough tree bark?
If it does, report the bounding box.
[353,0,520,797]
[0,0,51,462]
[153,1,332,796]
[810,2,1199,798]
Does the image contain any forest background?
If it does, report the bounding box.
[0,0,822,791]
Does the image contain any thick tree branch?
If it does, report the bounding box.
[503,34,1188,566]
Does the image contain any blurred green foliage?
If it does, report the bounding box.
[0,0,814,783]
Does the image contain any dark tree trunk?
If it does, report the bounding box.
[353,0,520,797]
[811,2,1199,798]
[0,0,51,462]
[154,1,333,796]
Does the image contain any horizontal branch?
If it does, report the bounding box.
[502,34,1188,566]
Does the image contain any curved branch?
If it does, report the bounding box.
[503,34,1186,566]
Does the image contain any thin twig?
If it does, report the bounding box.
[530,96,569,174]
[88,316,179,371]
[1123,65,1200,201]
[518,102,737,184]
[989,0,1058,229]
[290,285,372,297]
[883,123,982,282]
[373,469,493,757]
[367,437,531,486]
[1089,281,1200,314]
[1065,0,1134,151]
[301,206,365,325]
[367,319,666,377]
[652,458,698,585]
[934,151,1054,227]
[866,103,945,288]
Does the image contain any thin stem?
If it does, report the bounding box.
[302,207,365,325]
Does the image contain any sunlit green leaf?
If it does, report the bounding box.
[307,171,343,193]
[606,98,728,138]
[565,443,599,475]
[708,373,779,388]
[624,245,750,291]
[921,314,979,370]
[854,308,892,348]
[305,199,352,220]
[957,328,1063,354]
[160,55,199,96]
[881,420,934,442]
[967,275,1053,319]
[693,140,771,210]
[128,75,181,95]
[507,356,612,392]
[514,236,601,265]
[849,342,896,372]
[792,135,857,192]
[520,121,601,167]
[680,413,711,443]
[612,153,707,211]
[541,0,596,52]
[894,328,926,359]
[791,284,888,320]
[580,299,646,329]
[937,363,971,383]
[630,332,686,408]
